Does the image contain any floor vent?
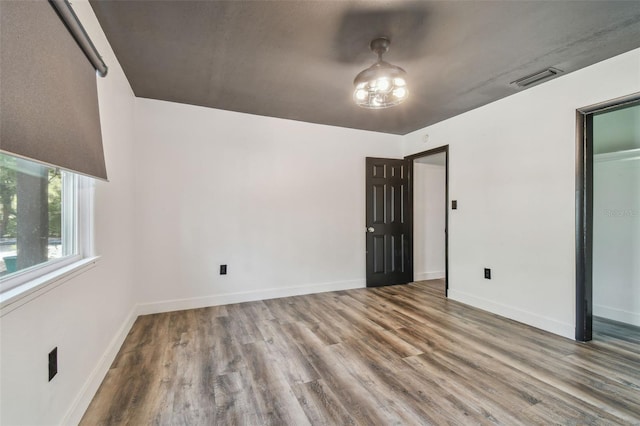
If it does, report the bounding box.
[511,67,563,88]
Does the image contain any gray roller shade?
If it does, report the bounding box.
[0,0,108,180]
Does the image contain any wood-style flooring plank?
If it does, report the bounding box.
[291,379,356,426]
[81,280,640,425]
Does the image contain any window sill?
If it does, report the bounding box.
[0,256,100,317]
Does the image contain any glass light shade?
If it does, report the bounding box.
[353,60,408,109]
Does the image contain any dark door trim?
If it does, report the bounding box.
[405,145,450,296]
[575,92,640,342]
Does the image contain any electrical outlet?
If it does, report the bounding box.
[484,268,491,279]
[452,200,458,210]
[220,264,227,275]
[48,347,57,381]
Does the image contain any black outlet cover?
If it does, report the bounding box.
[484,268,491,279]
[220,264,227,275]
[48,347,57,381]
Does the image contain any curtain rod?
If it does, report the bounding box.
[49,0,108,77]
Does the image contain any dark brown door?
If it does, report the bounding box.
[365,157,412,287]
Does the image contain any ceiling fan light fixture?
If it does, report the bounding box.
[353,37,408,109]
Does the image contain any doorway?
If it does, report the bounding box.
[575,93,640,341]
[364,147,449,291]
[407,146,449,295]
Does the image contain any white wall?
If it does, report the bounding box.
[0,2,137,424]
[413,162,446,280]
[593,106,640,154]
[403,48,640,339]
[133,99,402,312]
[593,151,640,326]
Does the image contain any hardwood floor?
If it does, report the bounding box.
[594,316,640,349]
[81,280,640,425]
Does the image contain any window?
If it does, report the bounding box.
[0,152,90,293]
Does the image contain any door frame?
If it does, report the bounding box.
[405,145,450,296]
[575,92,640,341]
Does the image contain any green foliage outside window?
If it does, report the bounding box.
[48,169,61,238]
[0,154,62,240]
[0,155,17,238]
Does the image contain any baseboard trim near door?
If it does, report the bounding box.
[593,304,640,327]
[62,305,138,425]
[414,271,446,281]
[136,279,366,316]
[448,289,574,340]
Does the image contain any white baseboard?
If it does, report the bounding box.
[136,279,366,316]
[414,271,446,281]
[62,305,138,425]
[594,304,640,327]
[448,289,574,340]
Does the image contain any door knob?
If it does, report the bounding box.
[367,227,375,233]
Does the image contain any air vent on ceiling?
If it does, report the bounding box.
[511,67,563,88]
